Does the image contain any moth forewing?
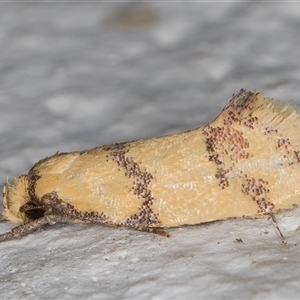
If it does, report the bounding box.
[1,89,300,242]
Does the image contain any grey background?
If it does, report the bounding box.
[1,2,300,299]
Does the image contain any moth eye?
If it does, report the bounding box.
[25,208,45,220]
[22,201,45,220]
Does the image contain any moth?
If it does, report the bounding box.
[1,89,300,242]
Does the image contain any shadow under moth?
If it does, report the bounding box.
[1,89,300,242]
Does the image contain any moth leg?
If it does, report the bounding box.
[41,192,84,218]
[138,227,170,237]
[0,215,71,242]
[41,191,107,223]
[269,211,286,245]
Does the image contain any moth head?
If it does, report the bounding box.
[2,176,45,224]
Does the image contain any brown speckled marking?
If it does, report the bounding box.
[276,138,291,163]
[263,125,300,165]
[27,171,41,202]
[243,114,258,129]
[294,151,300,163]
[240,174,273,213]
[277,138,290,149]
[109,143,160,228]
[203,124,250,189]
[229,89,255,110]
[260,122,300,167]
[263,127,278,135]
[274,137,300,165]
[203,90,276,213]
[202,91,256,189]
[215,167,229,189]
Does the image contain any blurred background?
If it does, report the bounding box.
[1,2,300,178]
[2,3,300,299]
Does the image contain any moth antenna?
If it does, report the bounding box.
[0,215,72,242]
[19,203,48,213]
[0,231,14,241]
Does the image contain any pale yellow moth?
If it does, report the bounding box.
[1,89,300,242]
